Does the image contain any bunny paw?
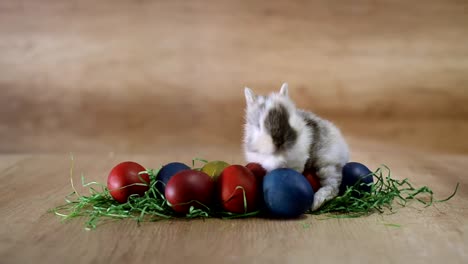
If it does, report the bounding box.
[311,192,327,211]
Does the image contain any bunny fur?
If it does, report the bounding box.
[243,83,349,211]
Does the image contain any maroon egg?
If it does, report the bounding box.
[245,162,267,182]
[245,162,267,207]
[107,161,150,203]
[218,165,258,213]
[165,170,214,214]
[303,168,321,192]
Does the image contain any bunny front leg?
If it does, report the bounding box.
[311,164,342,211]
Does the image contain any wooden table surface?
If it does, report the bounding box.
[1,140,466,264]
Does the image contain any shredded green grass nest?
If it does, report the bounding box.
[51,159,458,230]
[311,165,458,218]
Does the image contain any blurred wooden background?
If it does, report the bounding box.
[1,2,468,264]
[1,0,467,154]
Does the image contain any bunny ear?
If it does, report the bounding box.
[244,87,256,104]
[279,83,289,97]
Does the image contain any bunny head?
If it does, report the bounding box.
[243,83,303,156]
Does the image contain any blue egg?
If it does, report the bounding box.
[156,162,190,196]
[263,168,314,218]
[339,162,374,196]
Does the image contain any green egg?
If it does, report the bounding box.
[201,161,230,180]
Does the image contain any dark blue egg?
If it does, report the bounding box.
[339,162,374,196]
[156,162,190,196]
[263,168,314,218]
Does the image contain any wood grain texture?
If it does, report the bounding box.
[0,146,466,264]
[0,0,467,154]
[1,1,467,263]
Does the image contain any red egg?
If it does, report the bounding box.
[165,170,214,214]
[245,162,267,182]
[218,165,258,213]
[245,162,267,207]
[107,161,150,203]
[303,168,321,192]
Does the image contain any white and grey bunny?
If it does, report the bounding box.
[243,83,350,211]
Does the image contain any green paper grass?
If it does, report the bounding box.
[310,165,459,218]
[51,157,260,229]
[51,158,458,230]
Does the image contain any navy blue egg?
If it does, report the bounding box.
[263,168,314,218]
[339,162,374,196]
[156,162,190,196]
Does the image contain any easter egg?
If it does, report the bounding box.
[245,162,267,208]
[107,161,150,203]
[245,162,267,182]
[339,162,374,196]
[165,170,214,214]
[218,165,259,213]
[263,168,314,218]
[201,160,230,180]
[156,162,190,196]
[303,168,321,192]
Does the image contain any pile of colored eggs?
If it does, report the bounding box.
[107,159,374,218]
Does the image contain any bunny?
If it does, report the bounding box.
[243,83,349,211]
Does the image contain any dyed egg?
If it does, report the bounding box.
[339,162,374,196]
[156,162,190,196]
[218,165,259,213]
[245,162,267,182]
[263,168,314,218]
[201,161,230,180]
[165,170,214,214]
[303,168,321,192]
[107,161,150,203]
[245,162,267,208]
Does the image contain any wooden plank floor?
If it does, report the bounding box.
[1,140,466,264]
